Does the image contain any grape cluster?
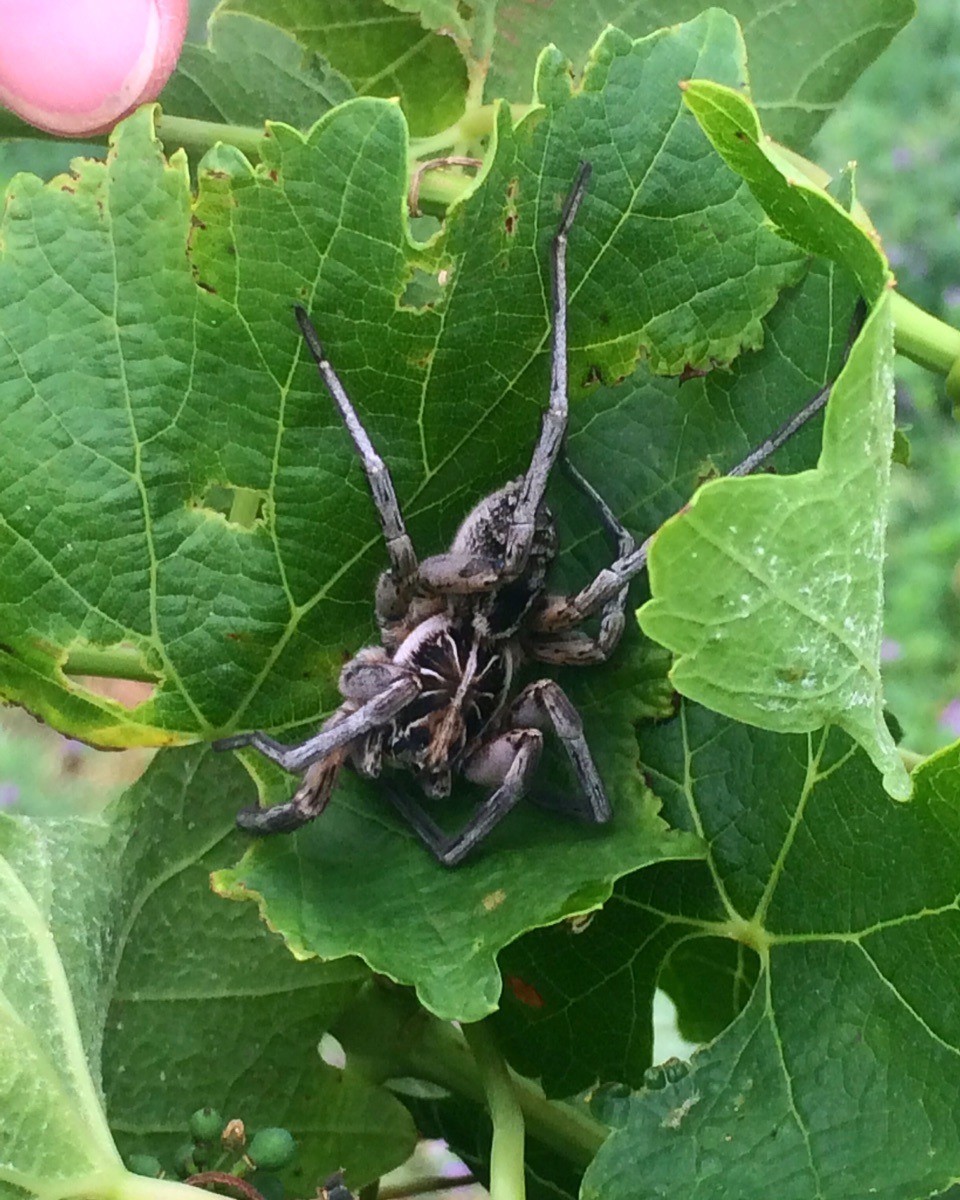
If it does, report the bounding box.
[125,1106,317,1200]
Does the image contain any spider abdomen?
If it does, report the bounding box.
[384,617,515,783]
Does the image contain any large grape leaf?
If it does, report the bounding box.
[223,0,468,136]
[0,747,415,1200]
[0,13,802,749]
[579,705,960,1200]
[485,0,915,150]
[160,7,355,127]
[212,245,865,1024]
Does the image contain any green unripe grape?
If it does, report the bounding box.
[189,1106,224,1142]
[247,1128,297,1170]
[127,1155,163,1179]
[174,1142,198,1177]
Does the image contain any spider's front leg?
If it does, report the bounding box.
[417,163,593,598]
[500,161,592,579]
[294,306,419,597]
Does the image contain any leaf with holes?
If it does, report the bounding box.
[581,704,960,1200]
[0,747,415,1200]
[486,0,915,150]
[0,12,803,748]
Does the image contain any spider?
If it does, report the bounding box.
[215,162,863,866]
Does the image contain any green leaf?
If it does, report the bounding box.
[379,0,498,79]
[0,13,800,748]
[639,296,910,800]
[0,748,416,1198]
[160,8,355,127]
[681,78,889,301]
[582,705,960,1200]
[486,0,915,149]
[0,824,123,1200]
[224,0,468,136]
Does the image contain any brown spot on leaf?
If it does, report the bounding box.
[504,212,517,235]
[506,974,545,1009]
[583,364,602,387]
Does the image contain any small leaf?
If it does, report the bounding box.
[681,78,889,300]
[639,296,910,799]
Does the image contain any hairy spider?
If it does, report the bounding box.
[215,163,863,866]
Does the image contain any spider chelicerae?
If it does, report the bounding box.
[215,162,862,866]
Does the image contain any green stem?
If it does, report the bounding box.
[0,108,264,162]
[413,169,477,210]
[462,1022,526,1200]
[890,292,960,399]
[63,646,159,683]
[155,113,264,161]
[899,747,926,772]
[400,1012,606,1170]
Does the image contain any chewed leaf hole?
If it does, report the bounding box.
[191,485,266,528]
[399,266,448,311]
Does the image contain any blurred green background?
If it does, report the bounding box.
[2,0,958,823]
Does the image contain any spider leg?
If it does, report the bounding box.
[294,306,418,584]
[502,161,592,578]
[384,729,543,866]
[236,747,349,833]
[531,298,869,631]
[213,674,420,773]
[509,679,610,822]
[526,455,637,661]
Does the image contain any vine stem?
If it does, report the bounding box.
[401,1014,606,1169]
[61,645,159,682]
[890,291,960,399]
[462,1022,526,1200]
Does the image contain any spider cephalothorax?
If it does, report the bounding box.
[215,163,862,866]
